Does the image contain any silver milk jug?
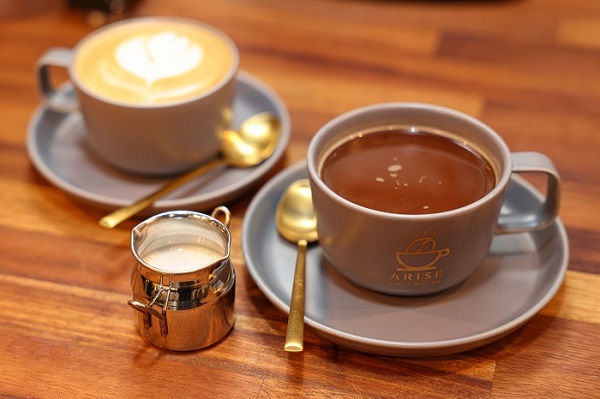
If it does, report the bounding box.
[128,207,235,351]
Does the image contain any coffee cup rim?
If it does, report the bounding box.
[69,16,240,109]
[307,102,513,220]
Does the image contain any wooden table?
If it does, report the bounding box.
[1,0,599,397]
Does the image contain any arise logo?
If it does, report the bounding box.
[390,231,450,286]
[394,230,450,271]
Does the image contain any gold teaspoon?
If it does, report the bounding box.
[98,112,280,229]
[275,179,319,352]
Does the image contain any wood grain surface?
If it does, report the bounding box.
[1,0,599,397]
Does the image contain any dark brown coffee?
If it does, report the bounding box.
[321,128,496,214]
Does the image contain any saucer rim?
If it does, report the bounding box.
[26,70,291,212]
[242,161,569,356]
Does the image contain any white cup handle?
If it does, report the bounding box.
[496,151,561,234]
[37,48,79,113]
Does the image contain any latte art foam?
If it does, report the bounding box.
[74,20,234,105]
[116,31,203,86]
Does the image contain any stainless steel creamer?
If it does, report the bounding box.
[128,207,235,351]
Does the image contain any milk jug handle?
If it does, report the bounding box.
[128,299,169,337]
[211,206,231,228]
[36,47,79,113]
[495,152,561,234]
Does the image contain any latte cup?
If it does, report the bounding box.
[307,103,561,296]
[37,17,239,175]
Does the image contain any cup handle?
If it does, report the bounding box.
[496,152,561,234]
[37,48,79,113]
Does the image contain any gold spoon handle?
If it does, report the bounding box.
[284,239,307,352]
[98,158,225,229]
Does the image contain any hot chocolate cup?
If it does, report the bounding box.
[307,103,561,296]
[37,17,239,176]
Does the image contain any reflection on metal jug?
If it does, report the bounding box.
[128,206,235,351]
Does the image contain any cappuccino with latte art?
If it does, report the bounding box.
[37,17,239,175]
[74,20,235,105]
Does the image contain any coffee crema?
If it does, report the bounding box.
[320,128,496,214]
[74,20,234,105]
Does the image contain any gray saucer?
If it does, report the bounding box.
[26,71,290,214]
[242,162,569,357]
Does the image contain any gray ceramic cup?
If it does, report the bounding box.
[307,103,561,296]
[36,17,239,176]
